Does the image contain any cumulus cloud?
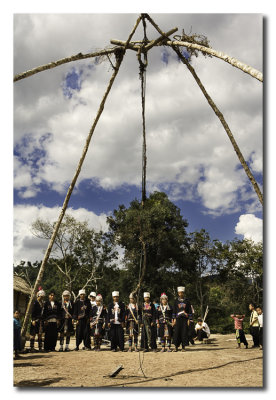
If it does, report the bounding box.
[235,213,262,243]
[14,14,263,215]
[13,204,109,264]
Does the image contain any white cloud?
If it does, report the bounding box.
[235,213,262,243]
[13,14,263,215]
[13,204,109,264]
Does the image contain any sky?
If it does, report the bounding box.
[12,12,264,264]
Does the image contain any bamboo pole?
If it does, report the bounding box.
[145,14,263,206]
[109,38,263,83]
[14,48,118,82]
[20,15,142,340]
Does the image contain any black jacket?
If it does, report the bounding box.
[107,301,125,324]
[72,298,91,320]
[31,300,44,321]
[42,300,61,321]
[156,304,173,324]
[172,298,192,319]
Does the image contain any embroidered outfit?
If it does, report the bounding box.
[90,304,107,350]
[156,303,173,351]
[125,303,141,351]
[107,301,126,351]
[30,298,45,351]
[73,298,92,350]
[59,295,74,351]
[140,302,157,351]
[42,300,61,351]
[172,297,192,350]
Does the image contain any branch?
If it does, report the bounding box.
[14,47,118,82]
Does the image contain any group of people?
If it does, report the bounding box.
[14,286,210,357]
[230,303,263,350]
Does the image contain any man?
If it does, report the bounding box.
[195,318,210,341]
[30,289,45,352]
[89,291,97,348]
[59,290,74,351]
[140,292,157,352]
[107,291,125,352]
[73,289,92,350]
[42,291,61,352]
[172,286,192,352]
[249,303,259,348]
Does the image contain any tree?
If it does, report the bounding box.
[107,191,192,300]
[31,214,118,300]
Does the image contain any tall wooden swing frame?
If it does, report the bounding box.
[14,14,263,339]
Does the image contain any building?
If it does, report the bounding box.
[14,275,32,314]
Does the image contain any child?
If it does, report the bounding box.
[156,293,173,352]
[14,310,22,359]
[90,294,107,351]
[256,306,263,350]
[230,314,248,349]
[125,293,141,352]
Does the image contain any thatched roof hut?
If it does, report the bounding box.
[14,275,32,315]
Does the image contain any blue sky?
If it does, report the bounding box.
[13,13,263,263]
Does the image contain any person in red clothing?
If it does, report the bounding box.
[230,314,248,349]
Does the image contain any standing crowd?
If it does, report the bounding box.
[14,286,211,356]
[13,287,263,358]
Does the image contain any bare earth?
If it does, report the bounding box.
[13,334,263,388]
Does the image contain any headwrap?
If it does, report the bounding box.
[177,286,185,293]
[112,291,119,297]
[78,289,86,295]
[89,291,96,297]
[143,292,150,298]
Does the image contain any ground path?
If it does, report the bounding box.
[13,334,263,387]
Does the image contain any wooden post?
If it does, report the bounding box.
[20,15,143,340]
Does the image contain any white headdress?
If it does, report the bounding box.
[62,290,71,297]
[177,286,185,293]
[78,289,86,295]
[143,292,150,298]
[37,290,45,297]
[112,291,119,297]
[89,291,96,297]
[96,294,103,301]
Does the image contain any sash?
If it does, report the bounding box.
[62,302,72,319]
[92,306,103,326]
[128,304,138,324]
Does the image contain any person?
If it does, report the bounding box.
[195,318,210,341]
[72,289,92,351]
[89,291,97,348]
[125,293,141,352]
[29,289,45,352]
[153,300,161,345]
[230,313,248,349]
[172,286,192,351]
[249,303,259,348]
[14,310,22,359]
[90,294,107,351]
[58,290,74,352]
[140,292,157,352]
[156,293,173,352]
[256,306,263,350]
[107,291,125,352]
[42,291,61,352]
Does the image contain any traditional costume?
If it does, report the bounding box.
[107,291,125,351]
[30,289,45,352]
[89,291,97,348]
[72,289,92,350]
[156,293,173,352]
[58,290,74,351]
[42,293,61,351]
[172,286,192,351]
[125,293,141,352]
[140,292,157,351]
[90,294,107,351]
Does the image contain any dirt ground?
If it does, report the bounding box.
[13,334,263,388]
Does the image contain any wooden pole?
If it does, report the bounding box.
[144,14,263,206]
[14,48,119,82]
[20,15,143,340]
